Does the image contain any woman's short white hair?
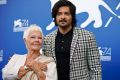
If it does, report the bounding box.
[23,24,44,39]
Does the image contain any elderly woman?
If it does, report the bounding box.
[2,24,57,80]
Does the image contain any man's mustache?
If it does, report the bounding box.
[59,19,67,22]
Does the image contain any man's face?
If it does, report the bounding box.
[56,6,72,28]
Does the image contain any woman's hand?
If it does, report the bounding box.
[37,70,46,80]
[26,60,47,73]
[17,66,29,79]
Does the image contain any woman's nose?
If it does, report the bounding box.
[34,37,39,41]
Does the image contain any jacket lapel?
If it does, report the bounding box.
[70,27,79,64]
[51,30,58,62]
[51,28,79,63]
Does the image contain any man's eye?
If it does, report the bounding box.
[65,12,70,15]
[57,12,61,16]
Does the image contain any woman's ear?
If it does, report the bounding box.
[24,38,28,49]
[24,38,27,44]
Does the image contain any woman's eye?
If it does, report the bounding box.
[30,36,42,39]
[38,37,42,39]
[30,36,35,38]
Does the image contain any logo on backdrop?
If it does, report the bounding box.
[0,49,3,62]
[0,0,7,5]
[98,47,111,61]
[13,19,29,32]
[46,0,120,30]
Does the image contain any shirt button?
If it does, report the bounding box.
[61,47,63,49]
[61,41,64,43]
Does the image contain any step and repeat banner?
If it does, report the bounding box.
[0,0,120,80]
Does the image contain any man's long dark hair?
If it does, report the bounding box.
[52,0,77,27]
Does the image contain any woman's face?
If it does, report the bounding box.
[25,30,42,51]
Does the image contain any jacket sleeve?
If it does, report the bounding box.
[86,33,102,80]
[2,54,23,80]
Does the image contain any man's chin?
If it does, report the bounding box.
[59,24,70,28]
[59,24,67,27]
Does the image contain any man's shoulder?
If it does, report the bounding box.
[74,27,93,35]
[44,29,57,38]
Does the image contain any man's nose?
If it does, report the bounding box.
[61,14,65,19]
